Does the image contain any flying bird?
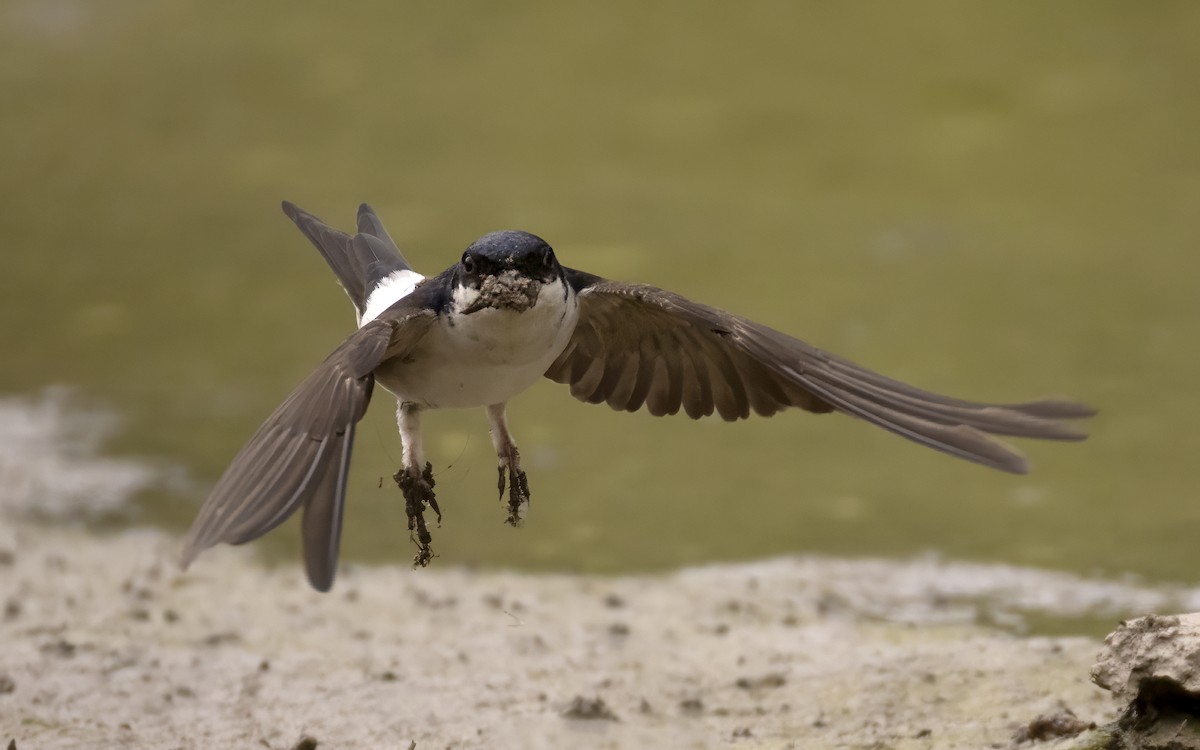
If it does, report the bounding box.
[181,202,1094,591]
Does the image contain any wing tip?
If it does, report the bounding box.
[1001,454,1031,475]
[178,536,202,571]
[1015,399,1098,420]
[946,425,1031,475]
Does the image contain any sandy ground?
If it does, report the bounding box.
[1,393,1190,749]
[2,521,1180,750]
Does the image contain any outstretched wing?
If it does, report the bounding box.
[181,308,436,591]
[545,269,1094,474]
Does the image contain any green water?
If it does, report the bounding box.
[3,1,1198,581]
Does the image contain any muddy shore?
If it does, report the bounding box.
[1,394,1189,748]
[4,519,1178,749]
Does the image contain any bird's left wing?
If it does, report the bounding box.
[181,303,437,591]
[545,269,1094,474]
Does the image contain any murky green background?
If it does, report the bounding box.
[2,1,1197,581]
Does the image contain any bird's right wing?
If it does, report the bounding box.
[181,305,437,591]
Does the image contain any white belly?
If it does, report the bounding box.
[374,279,578,409]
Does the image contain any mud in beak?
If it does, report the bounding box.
[462,270,542,314]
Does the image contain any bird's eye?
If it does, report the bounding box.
[462,253,476,274]
[541,248,554,268]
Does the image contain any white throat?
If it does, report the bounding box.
[451,282,481,316]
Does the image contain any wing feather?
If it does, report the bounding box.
[546,271,1094,474]
[182,309,436,589]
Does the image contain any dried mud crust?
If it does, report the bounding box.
[1012,707,1095,743]
[498,462,530,527]
[1087,613,1200,750]
[469,271,540,313]
[394,462,439,567]
[397,456,531,567]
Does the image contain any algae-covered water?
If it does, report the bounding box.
[2,1,1198,581]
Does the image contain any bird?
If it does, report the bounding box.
[180,201,1095,591]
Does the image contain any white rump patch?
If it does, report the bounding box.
[359,270,425,327]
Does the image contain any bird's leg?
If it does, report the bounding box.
[486,402,530,526]
[392,401,438,567]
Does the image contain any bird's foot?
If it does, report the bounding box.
[395,462,439,567]
[497,458,530,527]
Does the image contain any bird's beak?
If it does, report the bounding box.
[461,296,490,315]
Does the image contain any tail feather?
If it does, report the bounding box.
[357,203,403,252]
[300,423,355,592]
[282,201,415,318]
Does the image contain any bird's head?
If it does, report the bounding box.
[454,230,562,314]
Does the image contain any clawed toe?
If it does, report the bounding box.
[497,464,531,527]
[395,462,439,567]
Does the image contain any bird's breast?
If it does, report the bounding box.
[376,279,579,409]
